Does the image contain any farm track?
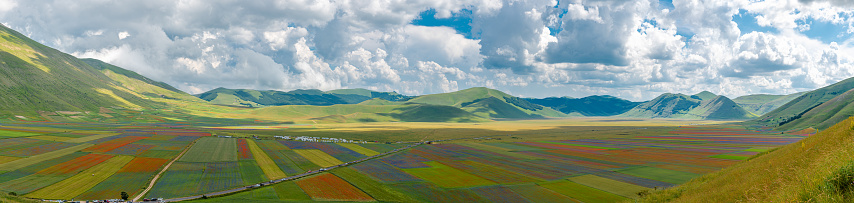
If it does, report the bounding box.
[133,138,199,202]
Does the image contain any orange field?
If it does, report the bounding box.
[295,173,374,201]
[84,136,148,153]
[38,154,113,174]
[117,157,169,173]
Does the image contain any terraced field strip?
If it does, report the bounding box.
[507,184,577,203]
[179,137,237,162]
[336,143,379,156]
[538,141,619,150]
[402,161,496,188]
[538,180,628,202]
[568,174,649,198]
[0,143,93,172]
[0,156,20,164]
[293,149,343,167]
[25,156,134,199]
[65,133,121,143]
[27,135,75,142]
[331,167,418,202]
[0,129,42,137]
[246,139,287,179]
[617,166,700,184]
[295,173,374,202]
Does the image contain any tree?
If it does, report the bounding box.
[121,191,129,201]
[7,192,16,196]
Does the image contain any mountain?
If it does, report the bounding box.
[0,24,190,118]
[641,116,854,202]
[404,87,566,119]
[683,96,756,120]
[196,88,411,107]
[752,77,854,129]
[241,103,489,123]
[525,95,641,116]
[771,87,854,130]
[620,93,756,120]
[733,92,806,116]
[691,91,717,100]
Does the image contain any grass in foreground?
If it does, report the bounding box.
[640,117,854,202]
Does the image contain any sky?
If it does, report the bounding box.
[1,0,853,101]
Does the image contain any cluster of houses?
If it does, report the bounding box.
[272,135,369,144]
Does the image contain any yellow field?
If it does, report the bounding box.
[26,155,134,199]
[65,133,121,143]
[0,144,94,172]
[220,117,736,143]
[336,143,379,156]
[27,135,74,142]
[293,149,343,167]
[0,156,20,164]
[246,139,288,179]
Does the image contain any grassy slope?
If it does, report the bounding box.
[776,88,854,130]
[622,93,755,120]
[734,92,806,116]
[406,87,566,119]
[197,88,410,107]
[82,58,201,102]
[691,91,717,101]
[0,24,157,116]
[680,96,756,120]
[240,103,488,123]
[620,93,701,118]
[753,77,854,128]
[642,117,854,202]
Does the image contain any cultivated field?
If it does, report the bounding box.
[0,118,808,202]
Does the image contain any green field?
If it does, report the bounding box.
[539,180,629,202]
[0,118,807,202]
[179,137,237,162]
[403,161,496,188]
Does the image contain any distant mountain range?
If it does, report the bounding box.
[197,88,411,107]
[525,96,640,116]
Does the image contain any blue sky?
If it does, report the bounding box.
[0,0,853,101]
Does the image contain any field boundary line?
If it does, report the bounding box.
[132,137,200,202]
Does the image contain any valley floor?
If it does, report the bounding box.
[0,118,810,202]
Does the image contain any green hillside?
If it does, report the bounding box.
[82,59,201,102]
[405,87,566,119]
[526,95,641,116]
[773,88,854,130]
[642,117,854,202]
[752,78,854,129]
[619,93,701,118]
[197,88,411,107]
[691,91,717,100]
[682,96,757,120]
[734,92,806,116]
[620,93,755,120]
[0,24,165,117]
[242,103,488,123]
